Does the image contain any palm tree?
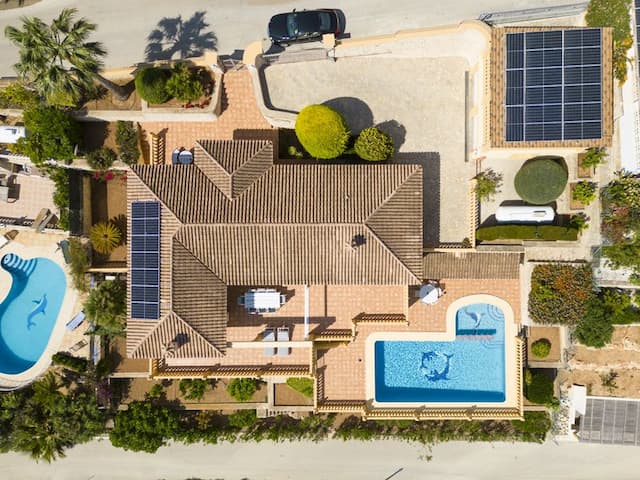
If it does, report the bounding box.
[4,8,130,105]
[84,279,126,337]
[89,221,122,255]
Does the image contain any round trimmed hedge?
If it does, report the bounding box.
[134,67,171,104]
[531,338,551,358]
[514,157,568,205]
[354,127,394,161]
[295,104,350,159]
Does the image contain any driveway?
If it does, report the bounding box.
[263,56,473,246]
[0,0,584,76]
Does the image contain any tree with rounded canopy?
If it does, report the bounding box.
[295,104,350,159]
[514,157,568,205]
[4,8,130,106]
[354,127,394,161]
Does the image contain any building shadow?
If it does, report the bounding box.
[391,152,441,248]
[376,119,407,151]
[145,11,217,61]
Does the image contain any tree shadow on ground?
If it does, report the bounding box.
[323,97,373,134]
[145,11,217,61]
[376,120,407,151]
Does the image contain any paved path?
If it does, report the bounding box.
[2,438,640,479]
[0,0,583,76]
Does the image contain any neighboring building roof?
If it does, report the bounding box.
[127,139,424,359]
[423,251,521,279]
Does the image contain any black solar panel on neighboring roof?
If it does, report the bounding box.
[505,29,602,142]
[130,201,160,320]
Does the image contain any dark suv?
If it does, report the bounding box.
[268,9,343,45]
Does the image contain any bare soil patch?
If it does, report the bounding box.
[528,326,562,362]
[274,383,313,406]
[91,177,127,265]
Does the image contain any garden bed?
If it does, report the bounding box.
[90,176,127,265]
[577,152,594,178]
[569,182,585,210]
[274,383,313,406]
[527,326,562,363]
[81,83,141,111]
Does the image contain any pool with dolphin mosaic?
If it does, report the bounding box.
[0,254,66,374]
[374,303,506,403]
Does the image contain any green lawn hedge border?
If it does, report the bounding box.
[476,225,578,241]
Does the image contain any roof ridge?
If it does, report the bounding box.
[173,233,224,282]
[195,140,233,176]
[130,166,185,226]
[170,312,225,357]
[362,224,422,285]
[196,138,273,175]
[128,313,171,358]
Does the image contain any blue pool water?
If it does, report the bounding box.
[0,254,66,374]
[374,303,506,403]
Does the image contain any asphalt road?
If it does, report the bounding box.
[1,438,639,480]
[0,0,583,76]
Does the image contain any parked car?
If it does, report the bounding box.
[268,9,343,45]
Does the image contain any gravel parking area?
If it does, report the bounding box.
[263,56,474,245]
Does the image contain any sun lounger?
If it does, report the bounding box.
[277,327,290,357]
[58,239,71,264]
[66,311,86,331]
[69,339,88,353]
[263,328,276,356]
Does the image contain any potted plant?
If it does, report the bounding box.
[570,180,597,209]
[577,147,606,178]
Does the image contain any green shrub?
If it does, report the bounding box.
[569,213,589,233]
[354,127,394,161]
[16,105,80,166]
[134,67,171,104]
[286,377,314,398]
[84,279,126,337]
[110,400,181,453]
[529,264,594,325]
[572,181,597,205]
[586,0,632,83]
[525,372,556,406]
[575,297,614,347]
[476,225,578,241]
[51,352,88,373]
[581,147,607,169]
[179,379,208,401]
[86,147,116,170]
[514,157,568,205]
[49,167,70,230]
[228,409,257,428]
[0,82,39,108]
[115,121,140,166]
[227,378,258,402]
[531,338,551,359]
[474,168,503,201]
[511,412,552,442]
[165,63,204,103]
[68,238,88,292]
[295,104,350,159]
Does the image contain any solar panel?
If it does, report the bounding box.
[505,29,602,142]
[130,201,160,320]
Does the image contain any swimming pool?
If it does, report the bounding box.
[0,253,67,374]
[374,303,506,403]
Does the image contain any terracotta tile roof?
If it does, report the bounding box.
[422,252,521,279]
[194,139,274,198]
[129,313,224,359]
[127,139,424,361]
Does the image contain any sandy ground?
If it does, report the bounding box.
[2,439,640,480]
[559,326,640,397]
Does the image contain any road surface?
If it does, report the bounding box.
[0,0,584,76]
[1,438,639,480]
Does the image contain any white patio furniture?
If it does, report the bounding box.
[243,288,282,313]
[263,328,276,357]
[277,327,290,357]
[419,284,442,305]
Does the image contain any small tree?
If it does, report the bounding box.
[354,127,394,161]
[89,221,121,255]
[110,401,181,453]
[227,378,258,402]
[295,104,350,159]
[569,213,589,233]
[581,147,607,169]
[84,279,126,337]
[525,371,556,406]
[179,379,208,401]
[572,181,597,205]
[530,338,551,359]
[135,67,171,104]
[474,168,503,201]
[115,120,140,166]
[86,147,116,170]
[228,409,257,428]
[16,105,80,166]
[575,297,614,348]
[165,63,204,103]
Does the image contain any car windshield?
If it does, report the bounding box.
[287,11,332,38]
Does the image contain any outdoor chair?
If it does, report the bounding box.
[237,295,245,306]
[277,327,290,357]
[66,311,86,331]
[69,339,88,353]
[263,328,276,356]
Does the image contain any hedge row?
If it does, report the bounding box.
[476,225,578,241]
[52,352,88,373]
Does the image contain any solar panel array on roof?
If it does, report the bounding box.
[130,201,160,320]
[505,29,602,142]
[580,397,640,445]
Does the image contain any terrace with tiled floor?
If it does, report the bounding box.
[318,278,521,401]
[140,69,275,164]
[0,173,57,221]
